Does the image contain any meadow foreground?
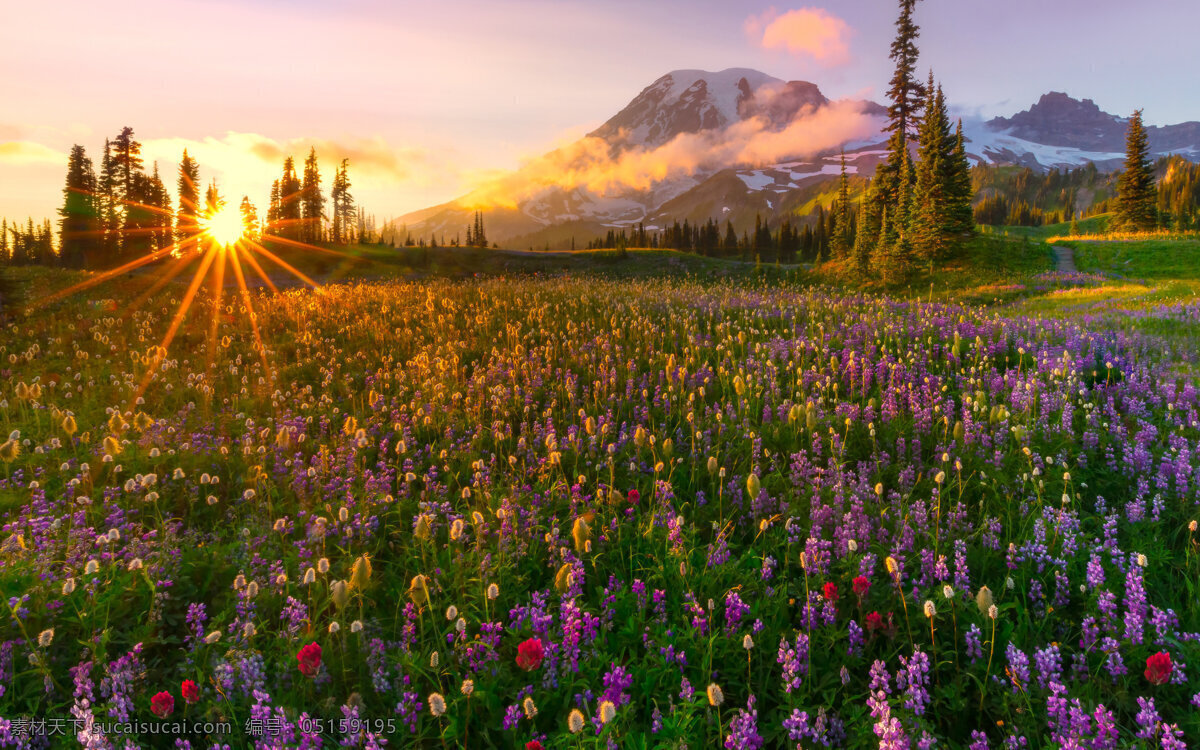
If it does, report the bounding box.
[1,274,1198,748]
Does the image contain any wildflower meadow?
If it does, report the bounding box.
[1,274,1198,748]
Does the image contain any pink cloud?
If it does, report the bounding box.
[747,7,853,66]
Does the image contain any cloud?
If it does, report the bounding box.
[746,7,853,66]
[465,99,882,208]
[0,141,63,165]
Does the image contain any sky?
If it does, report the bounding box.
[2,0,1197,224]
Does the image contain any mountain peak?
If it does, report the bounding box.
[588,68,790,149]
[987,91,1123,150]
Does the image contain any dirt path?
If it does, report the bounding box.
[1053,246,1077,272]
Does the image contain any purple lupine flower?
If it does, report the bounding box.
[724,590,750,633]
[777,632,809,693]
[724,696,763,750]
[897,649,931,716]
[966,624,983,662]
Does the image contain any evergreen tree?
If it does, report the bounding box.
[148,163,173,251]
[945,120,975,237]
[97,138,120,265]
[175,149,201,251]
[911,77,953,265]
[267,180,281,230]
[301,148,325,244]
[853,199,875,276]
[59,145,99,269]
[723,221,738,256]
[277,157,302,240]
[110,127,149,260]
[874,0,926,224]
[831,150,853,259]
[240,197,259,241]
[1114,109,1157,232]
[330,159,355,244]
[0,219,7,264]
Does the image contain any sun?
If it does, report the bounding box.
[203,204,245,247]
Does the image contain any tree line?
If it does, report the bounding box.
[0,128,366,270]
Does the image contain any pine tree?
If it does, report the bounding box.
[110,127,148,260]
[176,149,201,251]
[945,120,975,238]
[874,0,926,224]
[832,150,853,258]
[97,138,120,266]
[59,145,99,269]
[240,197,259,241]
[1114,109,1157,232]
[148,163,173,250]
[277,157,302,240]
[330,159,355,244]
[267,180,281,231]
[853,199,875,276]
[301,148,325,244]
[911,77,953,265]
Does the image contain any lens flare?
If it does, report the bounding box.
[203,205,244,247]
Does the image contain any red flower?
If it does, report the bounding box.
[627,489,640,504]
[852,576,871,599]
[181,679,201,705]
[516,638,544,671]
[823,582,839,602]
[865,611,883,633]
[1145,651,1173,685]
[150,691,174,718]
[526,743,545,750]
[297,642,322,677]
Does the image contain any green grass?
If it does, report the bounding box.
[977,214,1110,242]
[1056,236,1200,279]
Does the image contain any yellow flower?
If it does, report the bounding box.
[349,554,372,590]
[408,574,430,606]
[746,473,761,498]
[572,516,591,554]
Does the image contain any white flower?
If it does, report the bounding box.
[487,583,499,600]
[742,634,754,650]
[428,693,446,717]
[568,708,585,733]
[460,679,474,697]
[350,620,363,633]
[38,629,54,647]
[204,630,222,644]
[924,600,937,618]
[328,621,340,633]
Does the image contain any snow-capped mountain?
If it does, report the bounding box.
[960,92,1200,171]
[391,72,1200,248]
[392,68,883,246]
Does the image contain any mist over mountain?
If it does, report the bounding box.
[391,70,1199,248]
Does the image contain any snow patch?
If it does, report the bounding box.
[737,172,779,191]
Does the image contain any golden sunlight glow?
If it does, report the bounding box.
[203,205,245,247]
